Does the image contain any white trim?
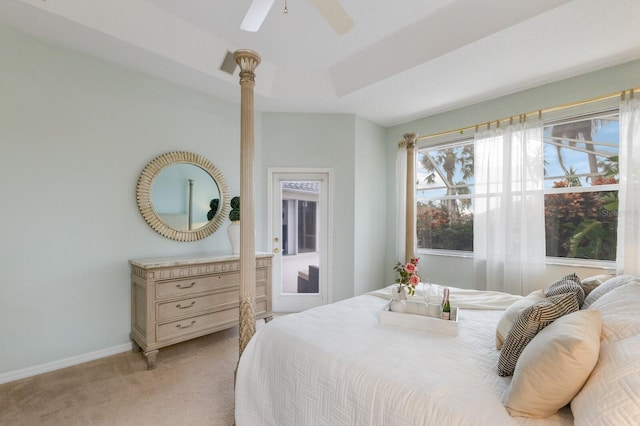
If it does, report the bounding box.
[419,248,474,259]
[0,343,131,385]
[545,256,616,271]
[420,249,617,271]
[544,184,619,194]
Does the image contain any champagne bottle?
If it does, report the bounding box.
[441,287,451,320]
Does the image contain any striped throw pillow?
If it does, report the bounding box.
[498,293,579,376]
[554,272,580,283]
[544,274,585,306]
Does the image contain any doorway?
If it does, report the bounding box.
[268,169,332,312]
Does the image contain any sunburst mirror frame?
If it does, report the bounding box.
[136,151,230,242]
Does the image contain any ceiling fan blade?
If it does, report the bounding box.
[309,0,354,35]
[241,0,275,32]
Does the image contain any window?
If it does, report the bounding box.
[281,199,317,254]
[417,140,474,251]
[543,112,619,260]
[297,200,317,253]
[416,111,620,261]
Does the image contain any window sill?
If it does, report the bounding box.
[545,257,616,271]
[418,250,616,271]
[418,249,473,259]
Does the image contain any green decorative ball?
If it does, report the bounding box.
[207,198,219,221]
[230,196,240,209]
[229,196,240,222]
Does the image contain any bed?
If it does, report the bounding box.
[235,276,640,425]
[229,60,639,424]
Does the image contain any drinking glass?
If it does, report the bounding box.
[422,281,433,305]
[423,281,442,317]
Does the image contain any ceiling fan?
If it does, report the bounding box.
[241,0,354,35]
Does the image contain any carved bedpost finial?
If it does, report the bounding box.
[234,49,261,85]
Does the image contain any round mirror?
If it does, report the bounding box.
[136,151,230,241]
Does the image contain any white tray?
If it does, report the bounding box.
[380,300,460,335]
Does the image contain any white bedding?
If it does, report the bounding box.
[235,286,574,425]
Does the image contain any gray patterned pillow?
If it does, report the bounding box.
[544,274,585,306]
[498,292,579,376]
[580,274,614,297]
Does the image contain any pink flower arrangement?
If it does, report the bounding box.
[393,257,421,296]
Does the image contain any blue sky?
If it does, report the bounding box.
[543,114,619,188]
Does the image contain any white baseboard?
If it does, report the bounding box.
[0,343,132,385]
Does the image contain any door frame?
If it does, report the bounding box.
[267,167,334,312]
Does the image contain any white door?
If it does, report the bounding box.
[268,168,332,312]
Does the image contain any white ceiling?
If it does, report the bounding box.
[2,0,640,127]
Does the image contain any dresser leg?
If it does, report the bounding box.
[130,337,141,353]
[144,350,159,370]
[264,315,273,323]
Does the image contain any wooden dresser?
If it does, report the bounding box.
[129,253,272,369]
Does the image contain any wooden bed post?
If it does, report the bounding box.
[234,49,260,356]
[403,133,417,262]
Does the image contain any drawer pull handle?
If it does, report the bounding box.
[176,282,196,289]
[176,301,196,309]
[176,320,196,329]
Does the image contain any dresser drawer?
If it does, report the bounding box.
[157,308,238,341]
[255,300,267,317]
[256,267,268,281]
[256,284,267,298]
[156,290,239,321]
[156,272,239,300]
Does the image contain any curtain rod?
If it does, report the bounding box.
[410,87,638,143]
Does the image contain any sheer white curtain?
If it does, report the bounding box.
[616,96,640,275]
[474,122,546,295]
[396,143,407,263]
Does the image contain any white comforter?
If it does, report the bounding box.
[235,286,573,425]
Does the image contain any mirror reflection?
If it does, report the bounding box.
[136,151,229,242]
[152,164,220,231]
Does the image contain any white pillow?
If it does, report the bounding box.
[496,290,546,350]
[581,274,638,309]
[587,281,640,344]
[571,334,640,425]
[505,310,601,418]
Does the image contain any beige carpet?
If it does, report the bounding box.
[0,321,266,426]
